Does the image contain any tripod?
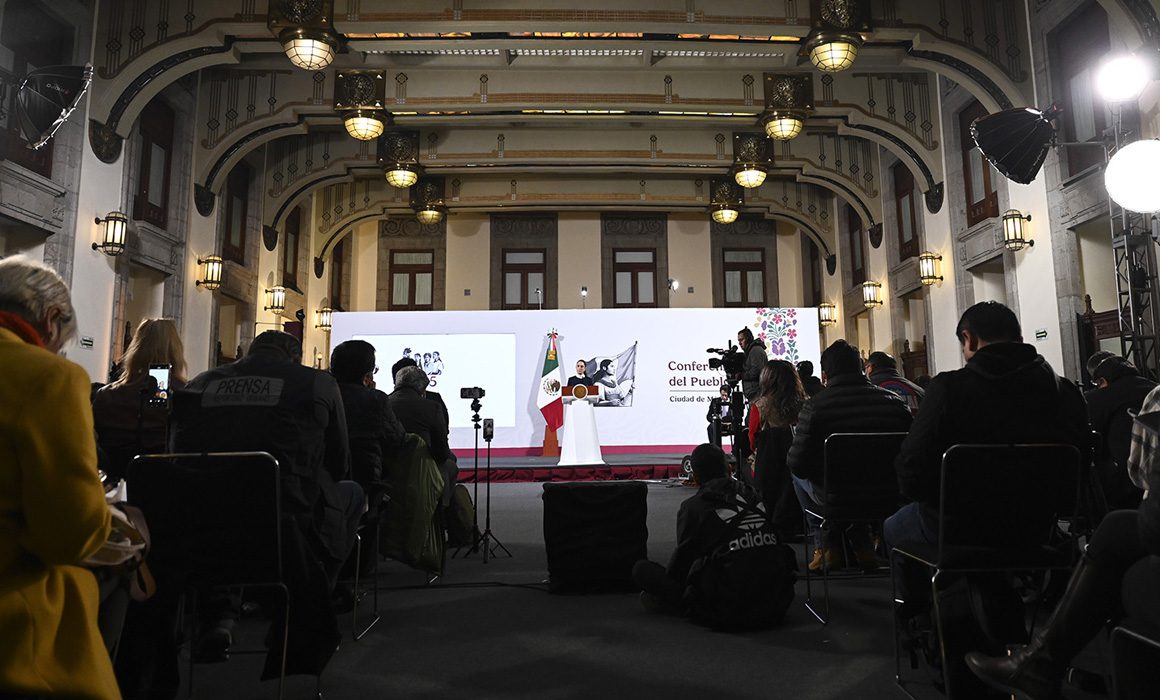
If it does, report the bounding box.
[459,399,511,562]
[452,399,484,559]
[473,422,511,563]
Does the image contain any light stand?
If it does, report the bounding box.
[476,418,511,563]
[453,398,483,559]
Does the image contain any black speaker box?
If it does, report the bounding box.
[542,481,648,593]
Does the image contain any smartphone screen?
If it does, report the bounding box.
[148,364,171,402]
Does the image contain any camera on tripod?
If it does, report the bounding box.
[706,342,745,379]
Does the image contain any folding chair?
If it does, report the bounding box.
[891,443,1081,700]
[128,451,293,700]
[1111,623,1160,699]
[802,432,908,625]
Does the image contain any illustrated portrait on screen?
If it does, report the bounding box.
[583,343,637,407]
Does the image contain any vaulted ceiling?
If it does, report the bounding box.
[84,0,1160,262]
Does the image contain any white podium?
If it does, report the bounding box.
[558,383,605,466]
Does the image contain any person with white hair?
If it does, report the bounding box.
[389,365,457,503]
[0,255,120,699]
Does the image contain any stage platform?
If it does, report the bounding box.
[452,451,692,483]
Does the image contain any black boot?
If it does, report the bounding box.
[965,556,1118,699]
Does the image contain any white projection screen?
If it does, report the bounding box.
[332,308,821,454]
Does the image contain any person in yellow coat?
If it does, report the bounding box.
[0,255,120,699]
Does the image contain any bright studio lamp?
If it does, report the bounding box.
[1106,139,1160,213]
[971,105,1061,185]
[1096,55,1151,103]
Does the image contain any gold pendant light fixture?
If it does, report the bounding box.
[731,132,775,189]
[802,0,870,73]
[269,0,340,71]
[378,131,423,189]
[759,74,814,141]
[335,70,389,141]
[709,178,744,225]
[411,176,448,225]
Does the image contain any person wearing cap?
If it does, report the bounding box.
[1086,350,1155,509]
[865,350,924,416]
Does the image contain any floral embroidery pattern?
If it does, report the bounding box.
[754,307,799,363]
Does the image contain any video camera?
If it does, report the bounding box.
[460,387,486,399]
[707,341,745,378]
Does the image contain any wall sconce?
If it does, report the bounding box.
[378,131,423,188]
[335,71,389,141]
[196,255,224,290]
[265,286,287,315]
[315,306,333,332]
[818,302,838,327]
[862,280,883,308]
[667,277,680,292]
[732,132,774,188]
[269,0,339,71]
[918,251,943,286]
[760,73,814,141]
[802,0,870,73]
[92,211,127,256]
[411,176,448,225]
[1001,209,1034,251]
[709,177,744,225]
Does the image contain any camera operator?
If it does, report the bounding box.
[734,328,767,468]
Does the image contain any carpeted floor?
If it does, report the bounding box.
[178,481,1107,699]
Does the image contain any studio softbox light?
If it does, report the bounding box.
[970,105,1061,185]
[15,63,93,150]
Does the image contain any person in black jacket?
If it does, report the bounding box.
[330,340,406,490]
[884,302,1089,558]
[392,356,451,429]
[966,426,1160,698]
[787,339,913,571]
[568,360,596,387]
[1085,350,1153,509]
[389,365,457,505]
[632,443,764,610]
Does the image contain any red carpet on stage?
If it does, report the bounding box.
[457,464,682,483]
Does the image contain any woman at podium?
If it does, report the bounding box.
[568,360,595,387]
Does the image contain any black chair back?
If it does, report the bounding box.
[938,444,1081,555]
[127,451,283,587]
[822,432,908,521]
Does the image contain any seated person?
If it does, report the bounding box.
[568,360,595,387]
[176,331,364,583]
[966,405,1160,698]
[865,350,924,416]
[92,319,188,480]
[1085,350,1154,509]
[787,340,913,571]
[796,360,824,398]
[389,366,457,506]
[392,356,450,427]
[632,444,752,610]
[706,384,734,446]
[330,339,406,490]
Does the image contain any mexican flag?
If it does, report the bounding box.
[537,334,564,432]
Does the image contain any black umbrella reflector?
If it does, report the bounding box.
[15,63,92,151]
[970,105,1061,185]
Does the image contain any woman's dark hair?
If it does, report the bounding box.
[755,359,806,428]
[330,340,376,383]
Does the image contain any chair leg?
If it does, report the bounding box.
[352,531,381,641]
[929,570,952,700]
[803,517,830,625]
[277,583,289,700]
[187,589,196,700]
